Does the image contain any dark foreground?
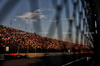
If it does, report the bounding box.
[0,54,94,66]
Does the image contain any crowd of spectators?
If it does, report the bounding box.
[0,25,93,53]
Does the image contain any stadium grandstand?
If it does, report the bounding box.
[0,25,93,53]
